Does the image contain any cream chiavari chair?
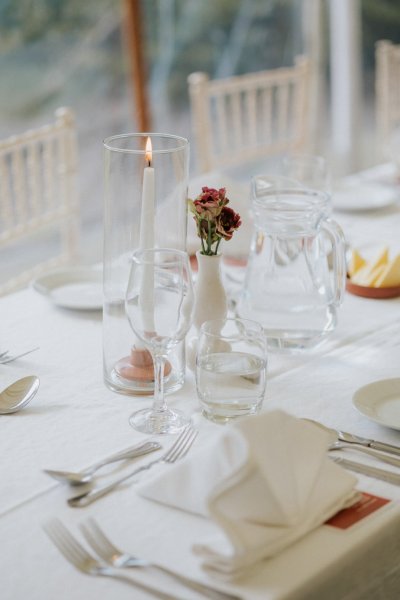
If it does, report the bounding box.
[0,107,79,296]
[376,40,400,158]
[188,57,311,174]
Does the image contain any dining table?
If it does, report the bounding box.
[2,161,400,600]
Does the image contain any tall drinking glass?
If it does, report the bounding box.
[125,248,194,434]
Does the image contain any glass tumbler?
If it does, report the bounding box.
[103,133,189,395]
[196,318,267,424]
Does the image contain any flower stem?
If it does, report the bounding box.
[207,219,212,255]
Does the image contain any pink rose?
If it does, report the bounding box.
[193,187,228,219]
[193,197,220,219]
[188,186,241,255]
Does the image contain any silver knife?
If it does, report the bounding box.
[337,430,400,456]
[331,455,400,485]
[303,419,400,457]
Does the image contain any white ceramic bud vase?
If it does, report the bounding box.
[193,250,228,331]
[186,251,229,372]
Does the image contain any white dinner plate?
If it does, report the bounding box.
[332,182,398,212]
[32,267,103,310]
[353,378,400,430]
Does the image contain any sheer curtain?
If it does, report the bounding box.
[2,0,400,267]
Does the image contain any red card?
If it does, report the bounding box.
[325,492,390,530]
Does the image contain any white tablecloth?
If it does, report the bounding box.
[2,164,400,600]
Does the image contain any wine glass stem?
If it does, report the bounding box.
[152,353,168,414]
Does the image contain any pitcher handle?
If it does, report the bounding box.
[322,218,346,306]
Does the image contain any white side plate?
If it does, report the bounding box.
[32,267,103,310]
[333,182,398,213]
[353,378,400,430]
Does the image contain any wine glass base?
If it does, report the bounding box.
[129,408,190,435]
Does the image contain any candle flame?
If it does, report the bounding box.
[145,137,152,166]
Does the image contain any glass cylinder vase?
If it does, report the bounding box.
[103,133,189,395]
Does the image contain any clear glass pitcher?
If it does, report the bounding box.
[236,176,346,352]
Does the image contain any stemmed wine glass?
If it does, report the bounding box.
[125,248,194,434]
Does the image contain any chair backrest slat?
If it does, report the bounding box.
[43,135,56,211]
[11,146,28,226]
[0,107,79,296]
[276,83,290,142]
[215,93,227,158]
[26,139,41,217]
[188,58,311,173]
[261,86,273,144]
[246,87,258,148]
[0,153,14,229]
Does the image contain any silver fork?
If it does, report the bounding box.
[80,518,242,600]
[68,425,198,508]
[0,347,40,364]
[43,519,179,600]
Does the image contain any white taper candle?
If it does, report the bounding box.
[139,137,155,331]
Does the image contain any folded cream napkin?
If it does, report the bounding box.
[138,410,358,577]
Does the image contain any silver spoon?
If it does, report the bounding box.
[0,375,40,414]
[43,441,161,485]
